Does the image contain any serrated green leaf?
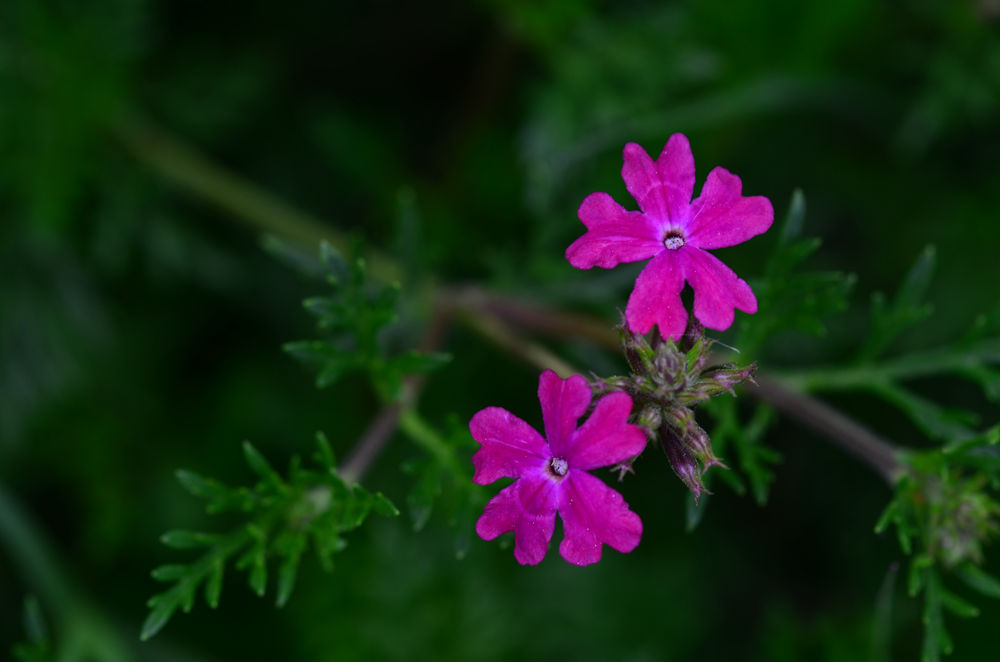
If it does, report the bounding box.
[204,558,224,609]
[943,424,1000,457]
[343,486,374,528]
[176,470,226,499]
[242,441,283,486]
[313,431,335,471]
[140,596,177,641]
[274,533,307,608]
[151,564,190,582]
[160,530,221,549]
[236,532,268,597]
[860,245,936,362]
[179,584,196,613]
[302,296,350,327]
[955,563,1000,599]
[910,556,932,597]
[312,527,347,571]
[939,588,979,618]
[874,499,898,534]
[372,492,399,517]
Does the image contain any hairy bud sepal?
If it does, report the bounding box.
[600,317,754,496]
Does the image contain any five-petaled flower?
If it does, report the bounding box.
[471,370,646,565]
[566,133,773,340]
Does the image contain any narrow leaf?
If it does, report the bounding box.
[151,564,190,582]
[242,441,282,485]
[160,530,220,549]
[204,557,224,609]
[140,597,177,641]
[955,563,1000,599]
[939,588,979,618]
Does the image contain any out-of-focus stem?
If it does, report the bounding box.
[458,309,576,378]
[751,375,908,484]
[113,117,401,283]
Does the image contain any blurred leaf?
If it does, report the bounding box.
[739,191,855,356]
[955,564,1000,600]
[858,245,936,362]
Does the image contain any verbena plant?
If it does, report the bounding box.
[122,135,999,661]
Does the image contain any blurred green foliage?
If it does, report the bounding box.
[2,0,1000,660]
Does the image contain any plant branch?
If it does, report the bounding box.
[750,375,908,484]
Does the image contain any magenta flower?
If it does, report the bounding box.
[471,370,646,565]
[566,133,773,340]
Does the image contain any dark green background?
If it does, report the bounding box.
[2,1,999,660]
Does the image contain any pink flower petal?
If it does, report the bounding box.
[566,193,664,269]
[538,370,592,459]
[622,142,671,221]
[470,407,548,485]
[557,471,642,566]
[624,249,688,340]
[682,246,757,331]
[565,392,645,471]
[475,475,557,566]
[654,133,696,225]
[686,167,773,249]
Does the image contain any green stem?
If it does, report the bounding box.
[113,117,401,283]
[775,338,1000,392]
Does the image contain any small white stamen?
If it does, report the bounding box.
[549,457,569,477]
[664,235,685,250]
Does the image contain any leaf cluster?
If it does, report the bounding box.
[876,426,1000,662]
[142,433,398,640]
[283,242,449,401]
[402,414,485,559]
[738,189,856,357]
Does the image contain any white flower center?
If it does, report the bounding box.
[548,457,569,477]
[663,233,685,250]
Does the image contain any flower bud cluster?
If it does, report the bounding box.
[594,316,756,500]
[928,474,1000,568]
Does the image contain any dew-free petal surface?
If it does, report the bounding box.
[622,142,671,221]
[565,392,645,471]
[654,133,696,224]
[683,247,757,331]
[470,407,547,485]
[557,470,642,566]
[538,370,592,459]
[687,167,773,250]
[625,249,688,339]
[475,475,557,566]
[566,192,664,269]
